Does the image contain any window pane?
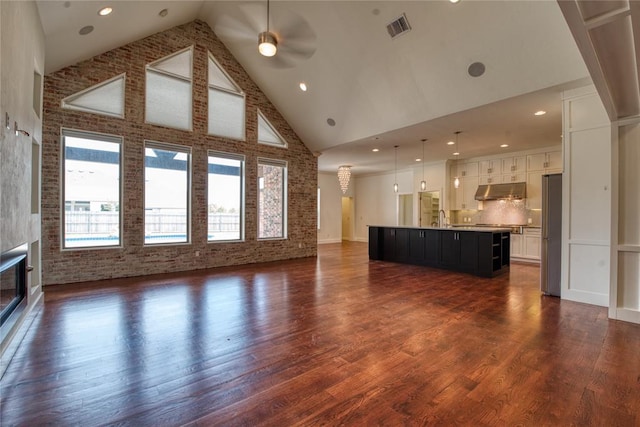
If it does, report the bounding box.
[145,143,190,245]
[208,88,245,140]
[258,160,286,239]
[208,153,244,241]
[63,131,121,248]
[145,71,192,130]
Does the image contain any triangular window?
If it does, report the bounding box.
[61,73,125,118]
[258,109,287,148]
[145,47,193,131]
[208,53,245,140]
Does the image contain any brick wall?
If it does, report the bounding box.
[41,20,317,285]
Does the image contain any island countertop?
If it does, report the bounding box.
[367,225,512,233]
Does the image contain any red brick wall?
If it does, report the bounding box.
[41,20,317,285]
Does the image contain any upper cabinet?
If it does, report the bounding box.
[454,161,479,178]
[448,149,562,211]
[502,156,526,174]
[479,159,501,176]
[526,151,562,172]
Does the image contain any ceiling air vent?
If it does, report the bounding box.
[387,13,411,39]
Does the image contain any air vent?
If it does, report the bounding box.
[387,13,411,38]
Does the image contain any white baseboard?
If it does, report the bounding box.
[318,238,342,244]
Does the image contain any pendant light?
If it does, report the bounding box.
[337,165,351,194]
[420,139,427,191]
[393,145,399,193]
[258,0,277,57]
[453,131,461,189]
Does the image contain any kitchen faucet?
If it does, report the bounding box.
[438,209,447,228]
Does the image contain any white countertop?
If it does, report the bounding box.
[368,225,512,233]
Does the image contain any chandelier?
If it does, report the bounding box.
[337,165,351,194]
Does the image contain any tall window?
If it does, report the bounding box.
[208,152,245,242]
[145,47,193,131]
[257,158,287,239]
[208,53,245,140]
[144,142,191,245]
[62,129,122,248]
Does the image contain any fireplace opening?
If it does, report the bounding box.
[1,243,28,334]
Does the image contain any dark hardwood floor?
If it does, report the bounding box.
[1,242,639,426]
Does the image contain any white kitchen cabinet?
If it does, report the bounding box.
[455,161,479,178]
[479,175,500,185]
[501,173,526,183]
[511,233,523,258]
[526,170,543,209]
[451,176,479,210]
[479,159,501,176]
[523,228,541,261]
[527,151,562,172]
[502,156,526,174]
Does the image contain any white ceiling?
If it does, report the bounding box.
[38,1,629,175]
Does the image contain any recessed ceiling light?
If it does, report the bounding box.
[372,148,379,152]
[500,144,509,148]
[450,0,461,3]
[299,82,307,92]
[79,25,94,35]
[415,158,421,162]
[159,8,168,17]
[327,118,336,127]
[534,110,546,116]
[453,152,460,156]
[447,141,455,145]
[98,7,112,16]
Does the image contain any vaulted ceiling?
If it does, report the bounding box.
[36,1,638,174]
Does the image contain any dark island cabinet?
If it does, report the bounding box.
[439,230,478,274]
[368,226,509,278]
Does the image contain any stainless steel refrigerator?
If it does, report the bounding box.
[541,173,562,296]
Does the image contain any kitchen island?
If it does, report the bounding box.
[368,225,511,277]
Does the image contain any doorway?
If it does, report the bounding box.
[341,197,354,241]
[398,194,413,226]
[419,191,440,227]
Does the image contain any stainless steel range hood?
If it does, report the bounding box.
[474,182,526,201]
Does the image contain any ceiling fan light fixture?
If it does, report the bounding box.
[258,32,278,57]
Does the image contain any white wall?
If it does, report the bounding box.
[317,172,344,244]
[561,86,611,307]
[0,0,45,374]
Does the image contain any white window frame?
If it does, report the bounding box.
[207,151,245,243]
[144,140,192,246]
[257,157,288,240]
[61,128,123,250]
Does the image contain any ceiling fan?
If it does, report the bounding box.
[212,1,317,69]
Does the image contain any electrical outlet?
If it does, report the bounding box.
[195,251,200,257]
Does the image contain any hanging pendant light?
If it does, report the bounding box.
[393,145,399,192]
[258,0,277,57]
[337,165,351,194]
[453,131,461,189]
[420,139,427,191]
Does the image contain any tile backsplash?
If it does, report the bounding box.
[453,200,538,225]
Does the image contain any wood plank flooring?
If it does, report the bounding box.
[1,242,639,426]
